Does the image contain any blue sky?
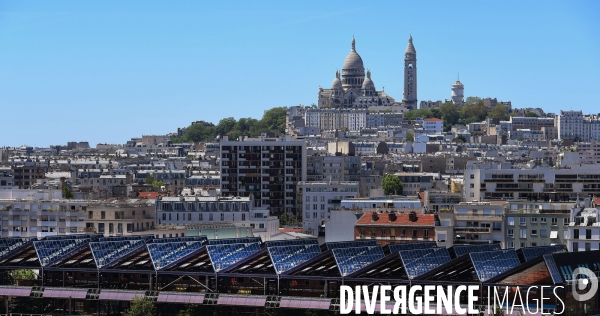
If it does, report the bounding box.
[1,1,599,147]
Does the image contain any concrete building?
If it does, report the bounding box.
[220,136,307,217]
[297,181,359,237]
[85,199,156,236]
[395,172,438,196]
[306,155,360,182]
[566,202,600,252]
[435,201,505,248]
[0,189,87,238]
[155,195,279,241]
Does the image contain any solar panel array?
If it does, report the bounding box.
[147,241,204,270]
[152,236,207,244]
[44,234,101,241]
[207,237,262,245]
[520,246,567,262]
[324,240,377,250]
[207,243,261,271]
[268,244,322,274]
[0,237,36,259]
[453,244,501,257]
[98,235,154,242]
[388,242,437,252]
[399,248,451,279]
[332,246,384,276]
[470,250,521,281]
[90,240,146,268]
[264,239,318,248]
[33,239,90,266]
[544,254,564,284]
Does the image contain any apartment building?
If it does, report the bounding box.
[355,211,436,246]
[435,201,505,248]
[0,167,14,188]
[85,200,155,236]
[395,172,438,196]
[0,189,87,238]
[464,162,600,201]
[557,110,600,141]
[155,195,278,241]
[565,203,600,252]
[12,162,46,188]
[297,181,359,236]
[220,136,307,216]
[306,155,361,182]
[509,116,555,131]
[504,200,571,249]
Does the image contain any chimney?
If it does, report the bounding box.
[408,211,418,222]
[388,212,397,222]
[371,212,379,222]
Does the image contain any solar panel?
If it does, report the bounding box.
[264,239,318,248]
[544,254,563,284]
[332,246,384,276]
[207,237,262,245]
[147,241,204,270]
[520,246,567,262]
[399,248,452,279]
[268,244,322,274]
[152,236,208,244]
[470,250,521,281]
[90,240,146,268]
[325,240,377,250]
[453,244,501,257]
[0,237,36,259]
[44,234,101,241]
[207,243,261,271]
[388,242,437,252]
[98,235,154,242]
[33,239,90,266]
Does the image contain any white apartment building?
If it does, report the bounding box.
[0,189,88,238]
[565,203,600,252]
[557,110,600,141]
[155,195,279,241]
[435,201,505,248]
[297,181,360,236]
[423,118,443,134]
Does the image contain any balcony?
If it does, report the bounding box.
[38,221,57,226]
[8,231,21,237]
[8,220,21,226]
[454,227,491,233]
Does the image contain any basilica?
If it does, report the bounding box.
[317,36,418,110]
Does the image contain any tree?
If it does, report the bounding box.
[6,270,36,285]
[460,97,487,124]
[62,186,73,199]
[456,134,467,143]
[403,109,434,120]
[440,102,460,128]
[489,104,509,121]
[525,112,540,117]
[144,173,154,185]
[279,212,298,227]
[382,174,403,196]
[126,297,156,316]
[406,132,414,142]
[152,181,165,188]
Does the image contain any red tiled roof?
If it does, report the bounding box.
[138,192,162,199]
[355,212,435,227]
[424,117,442,121]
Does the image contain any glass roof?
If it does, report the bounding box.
[324,240,377,250]
[44,234,101,241]
[147,241,204,270]
[152,236,207,244]
[399,248,451,279]
[264,239,318,248]
[207,243,261,272]
[453,243,501,257]
[33,239,90,267]
[98,235,154,242]
[207,237,262,245]
[470,250,521,281]
[519,245,566,262]
[332,246,384,276]
[90,240,146,268]
[268,244,322,274]
[544,254,563,284]
[0,237,36,259]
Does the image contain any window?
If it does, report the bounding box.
[508,217,515,226]
[88,211,93,219]
[520,242,527,248]
[520,229,527,238]
[305,196,310,202]
[423,230,429,238]
[401,229,406,237]
[188,213,191,221]
[540,229,547,236]
[573,242,579,252]
[507,229,514,237]
[531,217,537,223]
[199,213,203,221]
[313,196,317,202]
[209,213,213,221]
[101,211,105,220]
[586,229,592,239]
[381,229,386,238]
[220,213,224,221]
[437,234,446,242]
[320,196,325,202]
[540,217,547,223]
[563,218,569,225]
[313,204,317,210]
[520,218,526,226]
[305,204,310,210]
[470,174,474,179]
[470,183,474,188]
[531,229,537,236]
[551,218,558,226]
[470,193,474,197]
[412,229,417,238]
[259,223,264,229]
[241,214,245,221]
[313,212,317,219]
[320,204,325,210]
[305,212,310,219]
[531,242,537,247]
[507,241,514,248]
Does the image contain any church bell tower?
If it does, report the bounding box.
[403,35,417,109]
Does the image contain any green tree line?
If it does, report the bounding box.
[403,97,510,132]
[173,107,287,143]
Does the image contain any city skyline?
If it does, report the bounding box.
[1,0,599,146]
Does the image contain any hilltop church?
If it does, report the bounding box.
[317,35,418,110]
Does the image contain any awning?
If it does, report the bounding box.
[217,295,266,307]
[44,288,88,299]
[280,297,331,310]
[550,231,558,239]
[0,287,31,297]
[156,292,205,304]
[99,291,145,301]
